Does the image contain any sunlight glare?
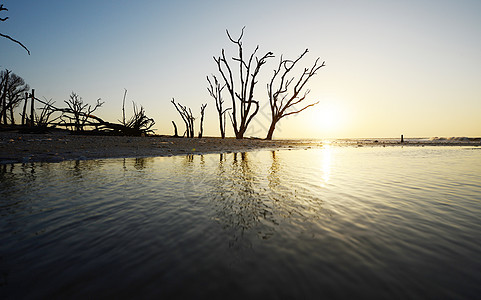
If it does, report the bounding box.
[311,100,346,137]
[321,144,332,185]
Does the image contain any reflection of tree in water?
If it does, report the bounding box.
[133,157,154,170]
[267,150,326,221]
[268,151,281,189]
[213,152,276,246]
[119,157,156,172]
[0,163,36,204]
[212,151,326,247]
[67,159,104,179]
[180,154,212,205]
[0,163,43,238]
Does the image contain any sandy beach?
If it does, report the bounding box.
[1,131,480,164]
[0,131,324,164]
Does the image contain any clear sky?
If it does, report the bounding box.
[2,0,480,139]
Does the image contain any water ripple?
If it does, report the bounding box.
[1,147,480,298]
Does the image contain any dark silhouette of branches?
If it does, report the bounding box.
[115,89,155,135]
[0,69,9,125]
[0,4,30,55]
[171,98,208,138]
[207,75,230,138]
[0,69,29,125]
[123,102,155,135]
[171,98,195,138]
[35,98,60,127]
[198,103,207,138]
[121,88,127,125]
[172,120,179,137]
[30,92,154,136]
[63,92,104,131]
[214,27,273,139]
[266,49,325,140]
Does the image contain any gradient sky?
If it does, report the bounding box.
[2,0,480,139]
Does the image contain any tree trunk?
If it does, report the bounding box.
[9,105,14,125]
[220,112,226,139]
[266,121,277,140]
[30,89,35,127]
[1,72,8,125]
[22,92,28,125]
[219,121,224,139]
[172,121,178,137]
[236,128,244,139]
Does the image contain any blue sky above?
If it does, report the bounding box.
[2,0,481,138]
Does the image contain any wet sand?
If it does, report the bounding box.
[0,132,323,164]
[0,132,479,164]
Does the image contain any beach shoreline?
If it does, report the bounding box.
[0,131,480,164]
[0,131,321,164]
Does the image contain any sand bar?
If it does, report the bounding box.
[1,131,480,164]
[0,132,323,164]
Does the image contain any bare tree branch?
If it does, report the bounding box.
[171,98,195,138]
[0,33,30,55]
[207,74,230,138]
[0,5,30,55]
[214,27,273,139]
[198,103,207,138]
[265,49,325,139]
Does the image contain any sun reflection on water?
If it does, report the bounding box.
[321,142,332,185]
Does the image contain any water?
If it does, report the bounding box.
[1,146,481,299]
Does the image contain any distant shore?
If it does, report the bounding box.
[0,131,480,164]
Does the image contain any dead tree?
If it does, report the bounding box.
[35,98,60,128]
[171,98,195,138]
[123,102,155,135]
[21,92,28,125]
[207,75,230,139]
[172,121,179,137]
[121,88,127,125]
[32,94,154,136]
[198,103,207,138]
[0,70,8,124]
[0,4,30,55]
[63,92,104,131]
[266,49,325,140]
[214,27,273,139]
[0,70,30,125]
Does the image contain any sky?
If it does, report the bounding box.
[2,0,480,139]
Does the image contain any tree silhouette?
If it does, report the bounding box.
[63,92,104,131]
[214,27,273,139]
[266,49,325,140]
[171,98,195,138]
[198,103,207,138]
[0,69,29,125]
[0,4,30,55]
[207,75,230,139]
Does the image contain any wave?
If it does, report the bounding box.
[429,137,481,143]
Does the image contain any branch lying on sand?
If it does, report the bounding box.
[33,96,155,136]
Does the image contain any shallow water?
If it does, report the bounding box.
[1,146,481,299]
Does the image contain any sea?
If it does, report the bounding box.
[1,142,481,299]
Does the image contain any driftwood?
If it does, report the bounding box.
[31,96,155,136]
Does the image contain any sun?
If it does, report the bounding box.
[319,108,340,130]
[314,102,344,134]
